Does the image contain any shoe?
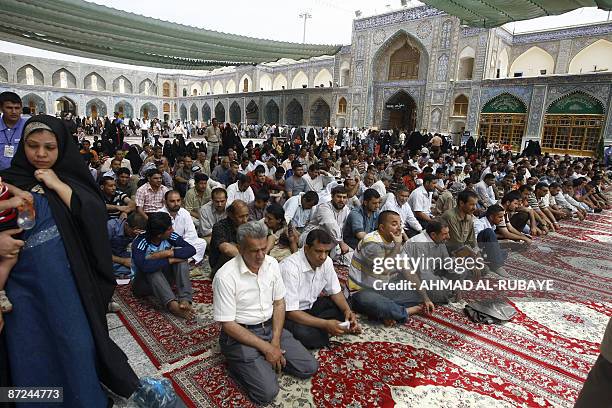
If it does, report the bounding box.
[107,301,121,313]
[492,267,510,278]
[0,290,13,313]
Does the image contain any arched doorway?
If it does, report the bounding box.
[140,103,158,120]
[265,100,280,124]
[246,100,259,124]
[309,98,330,127]
[541,92,604,156]
[86,98,107,119]
[479,93,526,150]
[179,105,187,121]
[190,103,198,121]
[382,91,416,131]
[114,101,133,119]
[215,102,226,122]
[55,96,77,116]
[286,99,303,126]
[163,103,170,121]
[21,93,46,115]
[202,103,211,123]
[229,102,241,124]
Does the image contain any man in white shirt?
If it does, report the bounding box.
[281,230,360,349]
[213,221,318,405]
[408,174,436,227]
[474,173,497,208]
[283,191,319,232]
[226,173,255,207]
[159,190,207,265]
[101,149,132,173]
[381,186,423,237]
[302,164,325,193]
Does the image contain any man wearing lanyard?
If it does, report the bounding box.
[0,92,26,170]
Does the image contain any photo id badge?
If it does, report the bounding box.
[4,145,14,158]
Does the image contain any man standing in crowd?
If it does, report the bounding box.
[281,229,361,349]
[132,212,196,319]
[0,92,26,170]
[213,221,318,405]
[159,190,207,265]
[205,118,221,159]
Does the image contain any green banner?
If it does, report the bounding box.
[547,93,604,115]
[481,93,527,114]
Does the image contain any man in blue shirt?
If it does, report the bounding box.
[131,212,196,319]
[107,212,147,277]
[343,188,381,249]
[0,92,27,170]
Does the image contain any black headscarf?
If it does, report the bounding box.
[0,115,139,397]
[126,144,143,175]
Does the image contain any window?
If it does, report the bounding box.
[387,42,420,80]
[162,82,170,97]
[541,114,603,156]
[479,113,525,150]
[453,95,468,116]
[26,67,34,85]
[338,97,347,114]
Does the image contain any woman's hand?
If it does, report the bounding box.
[34,169,63,191]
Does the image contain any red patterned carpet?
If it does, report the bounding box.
[116,211,612,407]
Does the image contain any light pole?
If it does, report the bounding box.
[299,11,312,44]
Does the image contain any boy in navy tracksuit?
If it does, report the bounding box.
[131,212,196,319]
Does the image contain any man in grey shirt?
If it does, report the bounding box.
[199,187,227,245]
[285,160,311,198]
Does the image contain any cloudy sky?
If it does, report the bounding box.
[0,0,609,72]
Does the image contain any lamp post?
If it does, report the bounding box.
[299,11,312,44]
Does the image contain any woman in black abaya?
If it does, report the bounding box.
[0,115,139,407]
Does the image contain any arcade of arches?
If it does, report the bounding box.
[541,92,604,156]
[479,93,526,151]
[382,91,416,130]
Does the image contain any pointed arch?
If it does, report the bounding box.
[203,82,212,95]
[139,78,157,95]
[140,102,157,120]
[55,96,77,116]
[190,103,199,120]
[226,79,236,94]
[372,30,428,82]
[114,100,133,119]
[182,88,188,97]
[246,100,259,124]
[113,75,133,93]
[497,49,509,78]
[338,97,347,114]
[542,91,604,156]
[240,74,252,92]
[86,98,107,118]
[339,61,351,87]
[479,93,526,150]
[229,101,241,123]
[272,74,287,90]
[453,94,469,116]
[0,65,7,82]
[162,81,171,97]
[509,46,554,77]
[21,93,46,115]
[568,39,612,74]
[291,71,309,89]
[190,82,202,96]
[84,72,106,91]
[202,103,211,122]
[259,74,272,91]
[309,98,330,127]
[179,104,187,121]
[213,81,223,95]
[264,100,279,124]
[382,90,417,130]
[215,101,226,122]
[16,64,43,85]
[457,47,475,80]
[313,68,332,88]
[52,68,76,88]
[285,99,303,126]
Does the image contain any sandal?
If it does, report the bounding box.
[0,290,13,313]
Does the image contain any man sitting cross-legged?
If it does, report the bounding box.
[213,221,319,405]
[349,210,434,326]
[280,229,361,349]
[131,212,196,319]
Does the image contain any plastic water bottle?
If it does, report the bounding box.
[17,202,36,230]
[129,377,177,408]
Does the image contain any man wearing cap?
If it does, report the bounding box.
[0,92,26,171]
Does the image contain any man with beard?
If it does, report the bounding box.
[301,186,351,262]
[199,187,228,245]
[210,200,250,276]
[159,190,207,265]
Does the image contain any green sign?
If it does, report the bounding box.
[481,93,527,114]
[547,93,604,115]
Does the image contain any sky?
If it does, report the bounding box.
[0,1,610,72]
